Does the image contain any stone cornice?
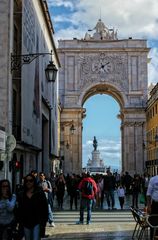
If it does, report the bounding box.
[122,108,146,114]
[58,48,150,53]
[122,121,145,127]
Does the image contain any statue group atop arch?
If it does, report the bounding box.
[84,19,118,41]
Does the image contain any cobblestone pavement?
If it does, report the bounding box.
[42,192,147,240]
[44,221,135,240]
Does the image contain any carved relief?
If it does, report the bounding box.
[122,121,144,127]
[78,52,128,91]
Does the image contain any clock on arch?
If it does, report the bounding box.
[98,59,113,73]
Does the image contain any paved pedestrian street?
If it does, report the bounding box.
[43,192,147,239]
[44,210,135,240]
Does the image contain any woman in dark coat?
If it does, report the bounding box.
[131,174,141,209]
[17,174,48,240]
[56,173,66,210]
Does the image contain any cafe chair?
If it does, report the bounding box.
[130,207,140,238]
[146,214,158,240]
[130,207,149,239]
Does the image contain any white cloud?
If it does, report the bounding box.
[148,48,158,85]
[54,26,84,41]
[49,0,158,85]
[48,0,74,10]
[49,0,158,40]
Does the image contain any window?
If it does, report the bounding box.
[153,107,154,117]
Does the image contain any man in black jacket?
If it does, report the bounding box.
[104,170,116,210]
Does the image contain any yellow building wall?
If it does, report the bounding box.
[146,86,158,176]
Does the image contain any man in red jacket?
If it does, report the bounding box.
[76,172,97,224]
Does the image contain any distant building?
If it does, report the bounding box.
[146,83,158,175]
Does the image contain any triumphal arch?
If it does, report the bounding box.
[58,19,149,175]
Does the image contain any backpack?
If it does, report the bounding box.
[83,180,93,195]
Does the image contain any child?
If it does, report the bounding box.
[117,183,125,210]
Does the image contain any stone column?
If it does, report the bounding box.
[122,120,145,175]
[60,108,83,174]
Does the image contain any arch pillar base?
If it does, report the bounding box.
[121,109,146,175]
[60,108,84,174]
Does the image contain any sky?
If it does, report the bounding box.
[47,0,158,171]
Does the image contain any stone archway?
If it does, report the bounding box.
[58,19,149,175]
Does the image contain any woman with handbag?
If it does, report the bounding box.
[17,174,48,240]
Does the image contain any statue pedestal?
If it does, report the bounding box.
[87,150,105,173]
[91,150,100,167]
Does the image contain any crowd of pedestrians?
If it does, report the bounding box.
[0,171,59,240]
[0,169,154,239]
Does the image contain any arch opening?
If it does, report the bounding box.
[82,93,121,174]
[81,83,125,109]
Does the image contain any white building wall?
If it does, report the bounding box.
[0,0,60,182]
[0,0,14,180]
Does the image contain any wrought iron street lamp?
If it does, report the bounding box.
[66,141,70,149]
[45,51,58,82]
[60,120,76,146]
[70,122,75,135]
[11,50,58,82]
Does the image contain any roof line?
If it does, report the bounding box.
[40,0,61,67]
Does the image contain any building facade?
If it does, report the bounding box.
[0,0,60,188]
[58,19,149,175]
[146,83,158,176]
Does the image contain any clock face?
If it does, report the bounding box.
[99,60,113,73]
[92,59,113,73]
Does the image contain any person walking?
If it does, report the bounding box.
[96,175,104,209]
[104,170,116,210]
[38,172,55,227]
[30,170,39,184]
[49,171,57,200]
[0,179,16,240]
[142,172,150,207]
[16,174,48,240]
[55,173,66,210]
[122,171,132,195]
[76,172,97,225]
[147,173,158,239]
[117,183,125,210]
[131,174,141,209]
[69,174,79,210]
